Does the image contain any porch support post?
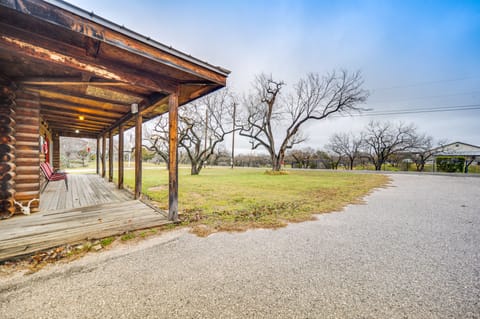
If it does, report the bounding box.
[96,137,100,175]
[168,89,179,221]
[108,130,113,182]
[101,134,106,178]
[118,124,124,189]
[52,133,60,170]
[134,113,142,199]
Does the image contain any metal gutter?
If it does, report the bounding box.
[434,151,480,156]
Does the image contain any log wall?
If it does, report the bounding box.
[13,90,40,212]
[0,82,16,219]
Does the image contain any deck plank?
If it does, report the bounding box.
[39,174,133,211]
[0,174,169,261]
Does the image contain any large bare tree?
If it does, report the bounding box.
[317,150,342,170]
[145,119,169,167]
[411,135,433,171]
[239,70,368,171]
[326,132,362,170]
[362,121,419,171]
[411,137,447,172]
[289,147,316,169]
[146,89,236,175]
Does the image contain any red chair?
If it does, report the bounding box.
[40,162,68,193]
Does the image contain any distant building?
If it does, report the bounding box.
[431,142,480,173]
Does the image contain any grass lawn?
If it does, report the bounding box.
[118,167,389,236]
[0,167,388,271]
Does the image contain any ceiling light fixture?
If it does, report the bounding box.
[75,129,79,134]
[79,115,85,120]
[131,103,138,114]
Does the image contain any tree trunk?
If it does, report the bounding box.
[191,161,202,175]
[270,153,278,171]
[191,165,199,175]
[272,151,285,171]
[272,159,282,171]
[465,158,475,173]
[349,158,354,170]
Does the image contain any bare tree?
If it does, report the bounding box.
[289,147,316,168]
[144,118,169,168]
[317,150,342,170]
[465,157,477,173]
[209,146,230,166]
[411,135,433,171]
[233,153,271,168]
[239,70,368,171]
[326,132,362,170]
[181,90,237,175]
[362,121,419,171]
[411,138,447,172]
[146,89,237,175]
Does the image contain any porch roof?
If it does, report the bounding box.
[433,151,480,157]
[0,0,230,138]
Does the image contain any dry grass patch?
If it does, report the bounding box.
[129,167,390,237]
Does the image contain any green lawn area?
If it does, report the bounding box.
[66,160,477,235]
[4,167,388,272]
[118,167,389,236]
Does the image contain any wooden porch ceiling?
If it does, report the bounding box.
[0,0,229,138]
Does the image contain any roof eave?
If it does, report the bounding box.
[43,0,231,77]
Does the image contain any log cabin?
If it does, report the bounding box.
[0,0,230,220]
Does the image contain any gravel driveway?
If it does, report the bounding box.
[1,174,479,318]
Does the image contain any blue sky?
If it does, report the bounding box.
[68,0,480,151]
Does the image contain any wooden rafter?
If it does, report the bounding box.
[42,117,107,130]
[45,122,104,132]
[0,23,178,93]
[28,87,130,112]
[40,100,123,120]
[40,109,116,125]
[19,77,149,98]
[53,131,97,139]
[22,80,128,86]
[99,92,168,135]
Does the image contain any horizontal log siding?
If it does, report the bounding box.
[0,83,16,218]
[14,90,40,211]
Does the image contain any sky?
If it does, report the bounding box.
[68,0,480,153]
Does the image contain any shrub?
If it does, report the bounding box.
[436,156,465,173]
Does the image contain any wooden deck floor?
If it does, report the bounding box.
[0,175,169,261]
[40,174,132,211]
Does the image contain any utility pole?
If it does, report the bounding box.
[231,102,236,169]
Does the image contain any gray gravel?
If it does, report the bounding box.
[0,174,479,318]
